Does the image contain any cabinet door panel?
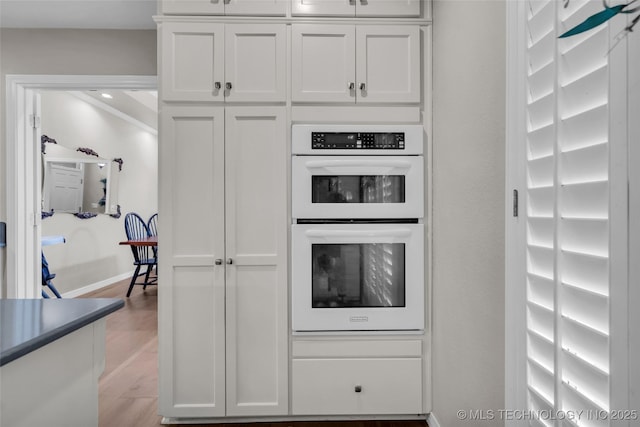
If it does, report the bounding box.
[161,0,224,15]
[292,25,356,103]
[291,0,355,16]
[356,0,420,17]
[224,107,288,416]
[356,26,420,103]
[226,0,287,15]
[158,106,226,418]
[161,22,224,102]
[225,25,287,102]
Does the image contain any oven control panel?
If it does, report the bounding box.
[311,132,405,150]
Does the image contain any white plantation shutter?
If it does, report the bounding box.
[522,0,628,425]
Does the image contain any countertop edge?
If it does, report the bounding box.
[0,298,124,367]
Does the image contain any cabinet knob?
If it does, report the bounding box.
[214,82,221,90]
[348,82,355,90]
[227,258,233,265]
[355,385,362,393]
[359,83,366,91]
[225,82,233,90]
[215,259,223,265]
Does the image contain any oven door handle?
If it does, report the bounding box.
[305,229,412,238]
[304,159,412,169]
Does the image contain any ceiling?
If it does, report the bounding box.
[73,89,158,131]
[0,0,157,29]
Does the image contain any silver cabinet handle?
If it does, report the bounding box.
[355,385,362,393]
[227,258,233,265]
[349,82,355,90]
[215,259,223,265]
[359,83,366,91]
[225,82,232,90]
[214,82,221,90]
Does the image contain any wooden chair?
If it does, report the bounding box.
[124,212,157,297]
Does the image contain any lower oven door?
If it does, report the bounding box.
[291,223,424,332]
[292,156,424,219]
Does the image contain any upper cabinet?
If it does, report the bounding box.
[161,22,287,102]
[161,0,287,16]
[291,24,421,104]
[291,0,420,17]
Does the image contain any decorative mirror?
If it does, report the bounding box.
[41,136,122,218]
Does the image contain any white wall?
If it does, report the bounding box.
[40,91,157,294]
[431,1,506,426]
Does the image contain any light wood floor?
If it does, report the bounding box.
[82,278,428,427]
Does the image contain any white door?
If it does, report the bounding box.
[158,105,226,418]
[356,0,420,17]
[224,107,288,416]
[161,22,225,102]
[291,24,356,103]
[224,25,287,103]
[46,163,83,213]
[355,26,420,103]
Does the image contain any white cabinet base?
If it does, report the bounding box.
[0,320,106,427]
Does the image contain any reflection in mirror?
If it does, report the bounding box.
[42,141,121,216]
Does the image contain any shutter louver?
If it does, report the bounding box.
[525,0,611,424]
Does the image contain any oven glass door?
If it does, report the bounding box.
[292,156,423,219]
[292,223,424,332]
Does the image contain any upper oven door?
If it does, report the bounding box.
[292,155,424,219]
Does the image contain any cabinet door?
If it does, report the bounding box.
[291,0,355,16]
[355,26,421,103]
[161,22,225,102]
[356,0,420,17]
[224,25,287,103]
[225,0,287,15]
[291,25,356,103]
[161,0,224,15]
[161,0,286,15]
[224,107,288,416]
[158,106,226,418]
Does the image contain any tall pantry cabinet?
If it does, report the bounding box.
[157,12,288,419]
[157,0,430,422]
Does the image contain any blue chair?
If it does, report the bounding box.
[147,213,158,258]
[124,212,157,297]
[41,252,62,299]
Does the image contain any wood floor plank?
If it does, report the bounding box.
[82,279,428,427]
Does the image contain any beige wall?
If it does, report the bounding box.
[431,1,506,426]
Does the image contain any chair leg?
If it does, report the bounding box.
[127,265,142,297]
[143,265,153,289]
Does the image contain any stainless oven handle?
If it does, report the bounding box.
[304,159,412,169]
[305,229,412,238]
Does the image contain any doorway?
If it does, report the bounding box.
[4,75,156,298]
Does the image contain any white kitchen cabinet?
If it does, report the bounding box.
[291,0,420,17]
[291,340,423,415]
[292,24,421,104]
[161,22,287,102]
[158,105,288,419]
[161,0,287,16]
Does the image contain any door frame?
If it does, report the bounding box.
[4,74,157,298]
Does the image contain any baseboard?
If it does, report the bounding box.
[62,271,134,298]
[427,413,441,427]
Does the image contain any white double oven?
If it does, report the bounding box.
[291,124,425,332]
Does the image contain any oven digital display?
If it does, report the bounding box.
[312,132,405,149]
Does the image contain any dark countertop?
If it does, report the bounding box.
[0,298,124,366]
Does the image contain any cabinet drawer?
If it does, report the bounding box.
[292,358,422,415]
